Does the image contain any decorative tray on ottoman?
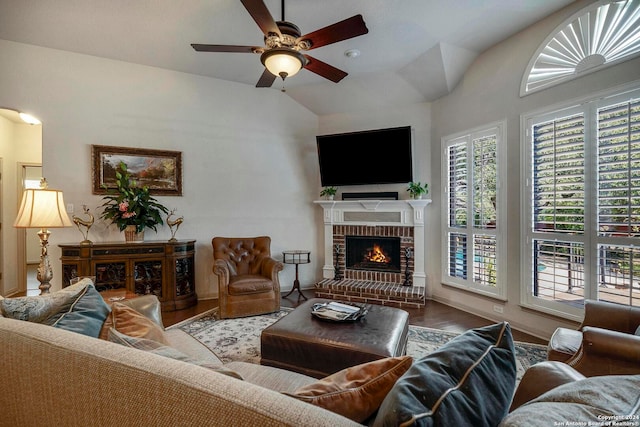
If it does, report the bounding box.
[311,301,369,322]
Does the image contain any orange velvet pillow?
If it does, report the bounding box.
[285,356,413,423]
[99,302,169,345]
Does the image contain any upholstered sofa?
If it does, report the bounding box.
[2,281,639,426]
[0,283,357,426]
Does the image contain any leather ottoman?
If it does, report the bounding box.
[260,298,409,378]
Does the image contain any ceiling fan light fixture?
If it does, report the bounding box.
[261,48,307,80]
[191,1,367,87]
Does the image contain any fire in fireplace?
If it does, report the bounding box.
[346,236,401,273]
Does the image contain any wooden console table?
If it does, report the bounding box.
[59,240,197,312]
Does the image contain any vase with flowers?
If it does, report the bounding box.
[99,161,169,242]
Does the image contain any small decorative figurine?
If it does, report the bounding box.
[72,205,94,245]
[166,208,184,242]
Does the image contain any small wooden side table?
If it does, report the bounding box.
[282,250,310,301]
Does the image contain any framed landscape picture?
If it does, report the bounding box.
[92,145,182,196]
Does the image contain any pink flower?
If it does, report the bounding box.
[122,212,137,219]
[118,201,129,212]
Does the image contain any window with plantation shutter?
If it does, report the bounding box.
[442,122,506,298]
[523,86,640,318]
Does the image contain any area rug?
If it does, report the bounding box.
[171,308,548,382]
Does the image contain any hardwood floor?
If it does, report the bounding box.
[162,291,548,345]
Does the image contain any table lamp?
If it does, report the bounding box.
[14,178,72,294]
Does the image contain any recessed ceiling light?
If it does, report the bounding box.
[344,49,361,59]
[19,113,41,125]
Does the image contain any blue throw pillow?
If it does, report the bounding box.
[373,322,517,427]
[0,280,89,323]
[50,282,111,338]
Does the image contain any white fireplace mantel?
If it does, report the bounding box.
[314,199,432,288]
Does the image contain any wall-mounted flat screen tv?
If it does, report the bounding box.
[316,126,413,186]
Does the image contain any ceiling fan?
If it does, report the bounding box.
[191,0,369,88]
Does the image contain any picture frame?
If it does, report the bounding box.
[92,145,182,196]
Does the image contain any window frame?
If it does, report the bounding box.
[441,120,507,300]
[521,82,640,321]
[520,0,640,97]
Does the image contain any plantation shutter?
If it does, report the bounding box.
[472,133,498,287]
[532,113,585,233]
[473,135,497,229]
[448,141,467,228]
[530,113,586,301]
[447,141,467,279]
[597,99,640,236]
[596,97,640,304]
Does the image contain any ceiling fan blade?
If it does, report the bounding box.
[240,0,281,37]
[298,15,368,50]
[191,44,259,53]
[303,55,348,83]
[256,68,277,87]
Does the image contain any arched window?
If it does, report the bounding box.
[521,0,640,97]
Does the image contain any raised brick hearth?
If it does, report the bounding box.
[315,279,425,309]
[314,199,430,308]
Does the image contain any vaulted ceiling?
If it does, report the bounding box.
[0,0,574,114]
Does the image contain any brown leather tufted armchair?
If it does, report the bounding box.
[547,299,640,376]
[212,236,284,319]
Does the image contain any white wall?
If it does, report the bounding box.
[0,116,41,295]
[317,102,433,284]
[0,39,319,298]
[318,102,432,195]
[429,0,640,338]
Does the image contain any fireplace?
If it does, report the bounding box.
[314,199,430,308]
[346,236,401,273]
[333,225,412,284]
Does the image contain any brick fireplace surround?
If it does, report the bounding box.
[314,199,430,308]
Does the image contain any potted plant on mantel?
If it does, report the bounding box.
[407,182,429,199]
[99,161,169,242]
[320,186,338,200]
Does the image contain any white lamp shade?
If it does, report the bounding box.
[14,188,73,228]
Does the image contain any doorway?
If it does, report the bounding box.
[0,108,43,296]
[18,164,43,295]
